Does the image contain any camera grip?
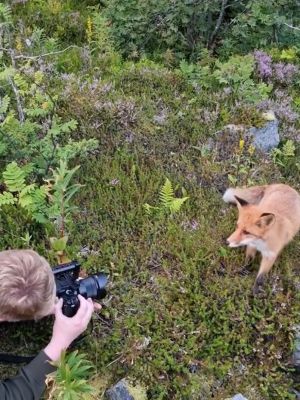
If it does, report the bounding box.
[62,296,80,317]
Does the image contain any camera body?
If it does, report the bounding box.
[52,261,108,317]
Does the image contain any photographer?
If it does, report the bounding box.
[0,250,100,400]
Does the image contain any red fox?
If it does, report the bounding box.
[223,184,300,294]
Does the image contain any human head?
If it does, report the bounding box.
[0,249,56,321]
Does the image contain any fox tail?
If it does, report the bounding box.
[222,185,266,206]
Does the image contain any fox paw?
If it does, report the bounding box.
[253,275,265,295]
[238,266,251,277]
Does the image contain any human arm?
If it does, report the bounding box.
[0,295,96,400]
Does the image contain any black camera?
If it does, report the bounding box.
[52,261,108,317]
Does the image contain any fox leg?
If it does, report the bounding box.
[245,246,257,264]
[238,246,257,277]
[253,255,277,295]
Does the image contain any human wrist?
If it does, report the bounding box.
[44,335,71,361]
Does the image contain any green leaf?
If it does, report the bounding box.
[50,236,69,252]
[3,162,27,192]
[0,191,16,207]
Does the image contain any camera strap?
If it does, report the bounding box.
[0,353,35,364]
[0,320,94,364]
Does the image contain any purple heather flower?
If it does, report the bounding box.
[254,50,273,80]
[258,90,299,123]
[124,131,134,143]
[181,219,199,232]
[273,62,299,84]
[110,178,120,186]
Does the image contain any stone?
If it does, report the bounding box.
[203,109,279,160]
[105,379,147,400]
[106,380,134,400]
[247,110,279,153]
[231,394,248,400]
[292,324,300,372]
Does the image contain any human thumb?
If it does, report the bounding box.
[55,298,64,315]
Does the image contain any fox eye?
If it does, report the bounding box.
[242,230,250,235]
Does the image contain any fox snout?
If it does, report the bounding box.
[226,230,245,248]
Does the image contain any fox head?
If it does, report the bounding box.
[226,196,275,248]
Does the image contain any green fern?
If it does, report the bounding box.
[282,139,296,157]
[0,67,15,82]
[272,140,296,167]
[3,162,28,192]
[0,191,16,207]
[159,178,175,208]
[169,197,189,214]
[26,186,49,223]
[144,178,189,216]
[48,119,78,137]
[14,73,29,93]
[0,3,12,25]
[0,95,10,114]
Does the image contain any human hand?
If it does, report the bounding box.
[44,295,101,361]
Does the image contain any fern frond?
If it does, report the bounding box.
[0,141,7,155]
[18,183,36,208]
[282,140,295,157]
[48,119,78,137]
[0,67,15,82]
[3,162,27,192]
[0,191,16,207]
[143,203,160,215]
[25,107,49,117]
[169,197,189,214]
[159,178,175,207]
[14,73,29,92]
[26,186,48,223]
[0,95,10,114]
[0,3,12,25]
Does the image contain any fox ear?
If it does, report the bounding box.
[234,196,248,207]
[256,213,275,228]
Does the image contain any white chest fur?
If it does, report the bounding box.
[248,239,275,259]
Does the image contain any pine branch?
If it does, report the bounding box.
[15,45,80,60]
[0,45,80,60]
[284,22,300,32]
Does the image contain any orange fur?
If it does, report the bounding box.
[223,184,300,293]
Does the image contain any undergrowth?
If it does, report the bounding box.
[0,1,299,399]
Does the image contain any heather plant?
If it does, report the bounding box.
[254,50,299,85]
[212,54,272,103]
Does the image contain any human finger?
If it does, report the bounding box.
[84,299,94,322]
[93,301,102,311]
[74,295,89,319]
[54,298,63,315]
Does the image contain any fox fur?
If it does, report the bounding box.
[223,184,300,294]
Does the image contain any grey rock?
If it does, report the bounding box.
[247,115,279,153]
[231,394,248,400]
[292,324,300,370]
[291,389,300,399]
[205,110,280,160]
[106,379,134,400]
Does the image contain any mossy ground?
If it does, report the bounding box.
[0,2,300,399]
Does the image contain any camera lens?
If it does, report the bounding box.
[78,273,108,300]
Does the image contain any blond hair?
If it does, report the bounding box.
[0,249,55,320]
